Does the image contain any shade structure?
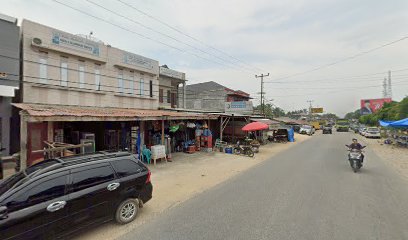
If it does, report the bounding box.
[379,118,408,128]
[242,121,269,131]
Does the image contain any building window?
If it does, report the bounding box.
[95,69,100,90]
[167,90,171,103]
[149,80,153,97]
[159,89,163,103]
[39,57,47,84]
[79,66,85,89]
[118,71,124,93]
[139,78,144,96]
[60,62,68,86]
[129,73,134,94]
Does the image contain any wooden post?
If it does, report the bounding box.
[220,117,223,141]
[20,115,28,170]
[161,119,165,145]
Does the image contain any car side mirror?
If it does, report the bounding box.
[0,206,8,219]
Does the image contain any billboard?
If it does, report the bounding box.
[311,107,323,113]
[360,98,392,115]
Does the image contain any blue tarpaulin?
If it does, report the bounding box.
[379,118,408,128]
[288,127,295,142]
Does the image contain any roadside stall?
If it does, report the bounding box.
[242,121,269,153]
[379,118,408,147]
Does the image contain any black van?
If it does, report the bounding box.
[0,152,152,240]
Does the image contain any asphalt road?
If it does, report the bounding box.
[121,132,408,240]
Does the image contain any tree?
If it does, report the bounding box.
[358,97,407,125]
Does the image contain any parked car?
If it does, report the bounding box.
[0,152,153,240]
[365,127,381,138]
[322,126,332,134]
[299,125,314,135]
[359,127,367,136]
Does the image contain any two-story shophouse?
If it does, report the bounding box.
[15,20,215,169]
[158,65,186,109]
[0,13,19,156]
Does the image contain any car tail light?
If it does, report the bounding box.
[146,170,151,183]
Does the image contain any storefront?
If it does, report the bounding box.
[14,103,217,169]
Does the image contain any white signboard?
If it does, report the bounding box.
[225,101,253,114]
[52,31,100,56]
[123,53,155,70]
[160,66,184,79]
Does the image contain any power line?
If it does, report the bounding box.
[264,36,408,83]
[51,0,254,75]
[84,0,258,73]
[116,0,266,72]
[264,67,408,85]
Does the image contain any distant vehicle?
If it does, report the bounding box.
[365,127,381,138]
[322,126,332,134]
[358,126,366,135]
[292,124,301,133]
[299,125,314,135]
[336,119,349,132]
[0,152,153,240]
[310,121,321,130]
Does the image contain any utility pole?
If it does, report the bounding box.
[388,70,392,99]
[307,100,313,121]
[255,73,269,116]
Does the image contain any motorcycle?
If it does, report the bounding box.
[346,146,365,172]
[234,141,254,157]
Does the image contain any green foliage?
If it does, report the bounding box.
[358,97,408,126]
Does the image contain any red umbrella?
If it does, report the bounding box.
[242,121,269,131]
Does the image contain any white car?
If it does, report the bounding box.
[365,127,381,138]
[299,125,314,135]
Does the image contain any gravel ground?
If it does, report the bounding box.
[355,134,408,180]
[73,133,311,240]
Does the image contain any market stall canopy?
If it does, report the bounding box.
[242,121,269,131]
[379,118,408,128]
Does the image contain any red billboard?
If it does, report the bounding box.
[360,98,392,115]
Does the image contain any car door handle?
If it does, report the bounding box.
[107,182,120,191]
[47,201,66,212]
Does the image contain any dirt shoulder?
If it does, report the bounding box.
[75,134,311,240]
[356,134,408,180]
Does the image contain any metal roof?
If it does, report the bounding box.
[13,103,218,121]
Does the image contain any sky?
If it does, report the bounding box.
[2,0,408,116]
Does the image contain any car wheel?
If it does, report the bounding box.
[115,199,139,224]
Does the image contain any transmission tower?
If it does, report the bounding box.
[388,70,392,99]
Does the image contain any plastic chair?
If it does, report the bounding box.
[142,148,152,164]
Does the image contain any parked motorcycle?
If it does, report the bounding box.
[234,141,254,157]
[346,147,364,172]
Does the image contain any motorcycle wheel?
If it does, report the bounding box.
[247,149,254,157]
[234,148,241,155]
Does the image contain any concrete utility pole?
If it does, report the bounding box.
[307,100,313,121]
[255,73,270,116]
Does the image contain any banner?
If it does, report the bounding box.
[311,107,323,113]
[360,98,392,115]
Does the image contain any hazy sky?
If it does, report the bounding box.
[2,0,408,116]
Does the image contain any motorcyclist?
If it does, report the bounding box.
[346,138,366,161]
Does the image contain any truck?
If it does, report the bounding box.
[310,121,321,130]
[336,119,350,132]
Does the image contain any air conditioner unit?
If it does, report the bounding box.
[32,38,42,46]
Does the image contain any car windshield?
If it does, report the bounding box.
[367,128,379,132]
